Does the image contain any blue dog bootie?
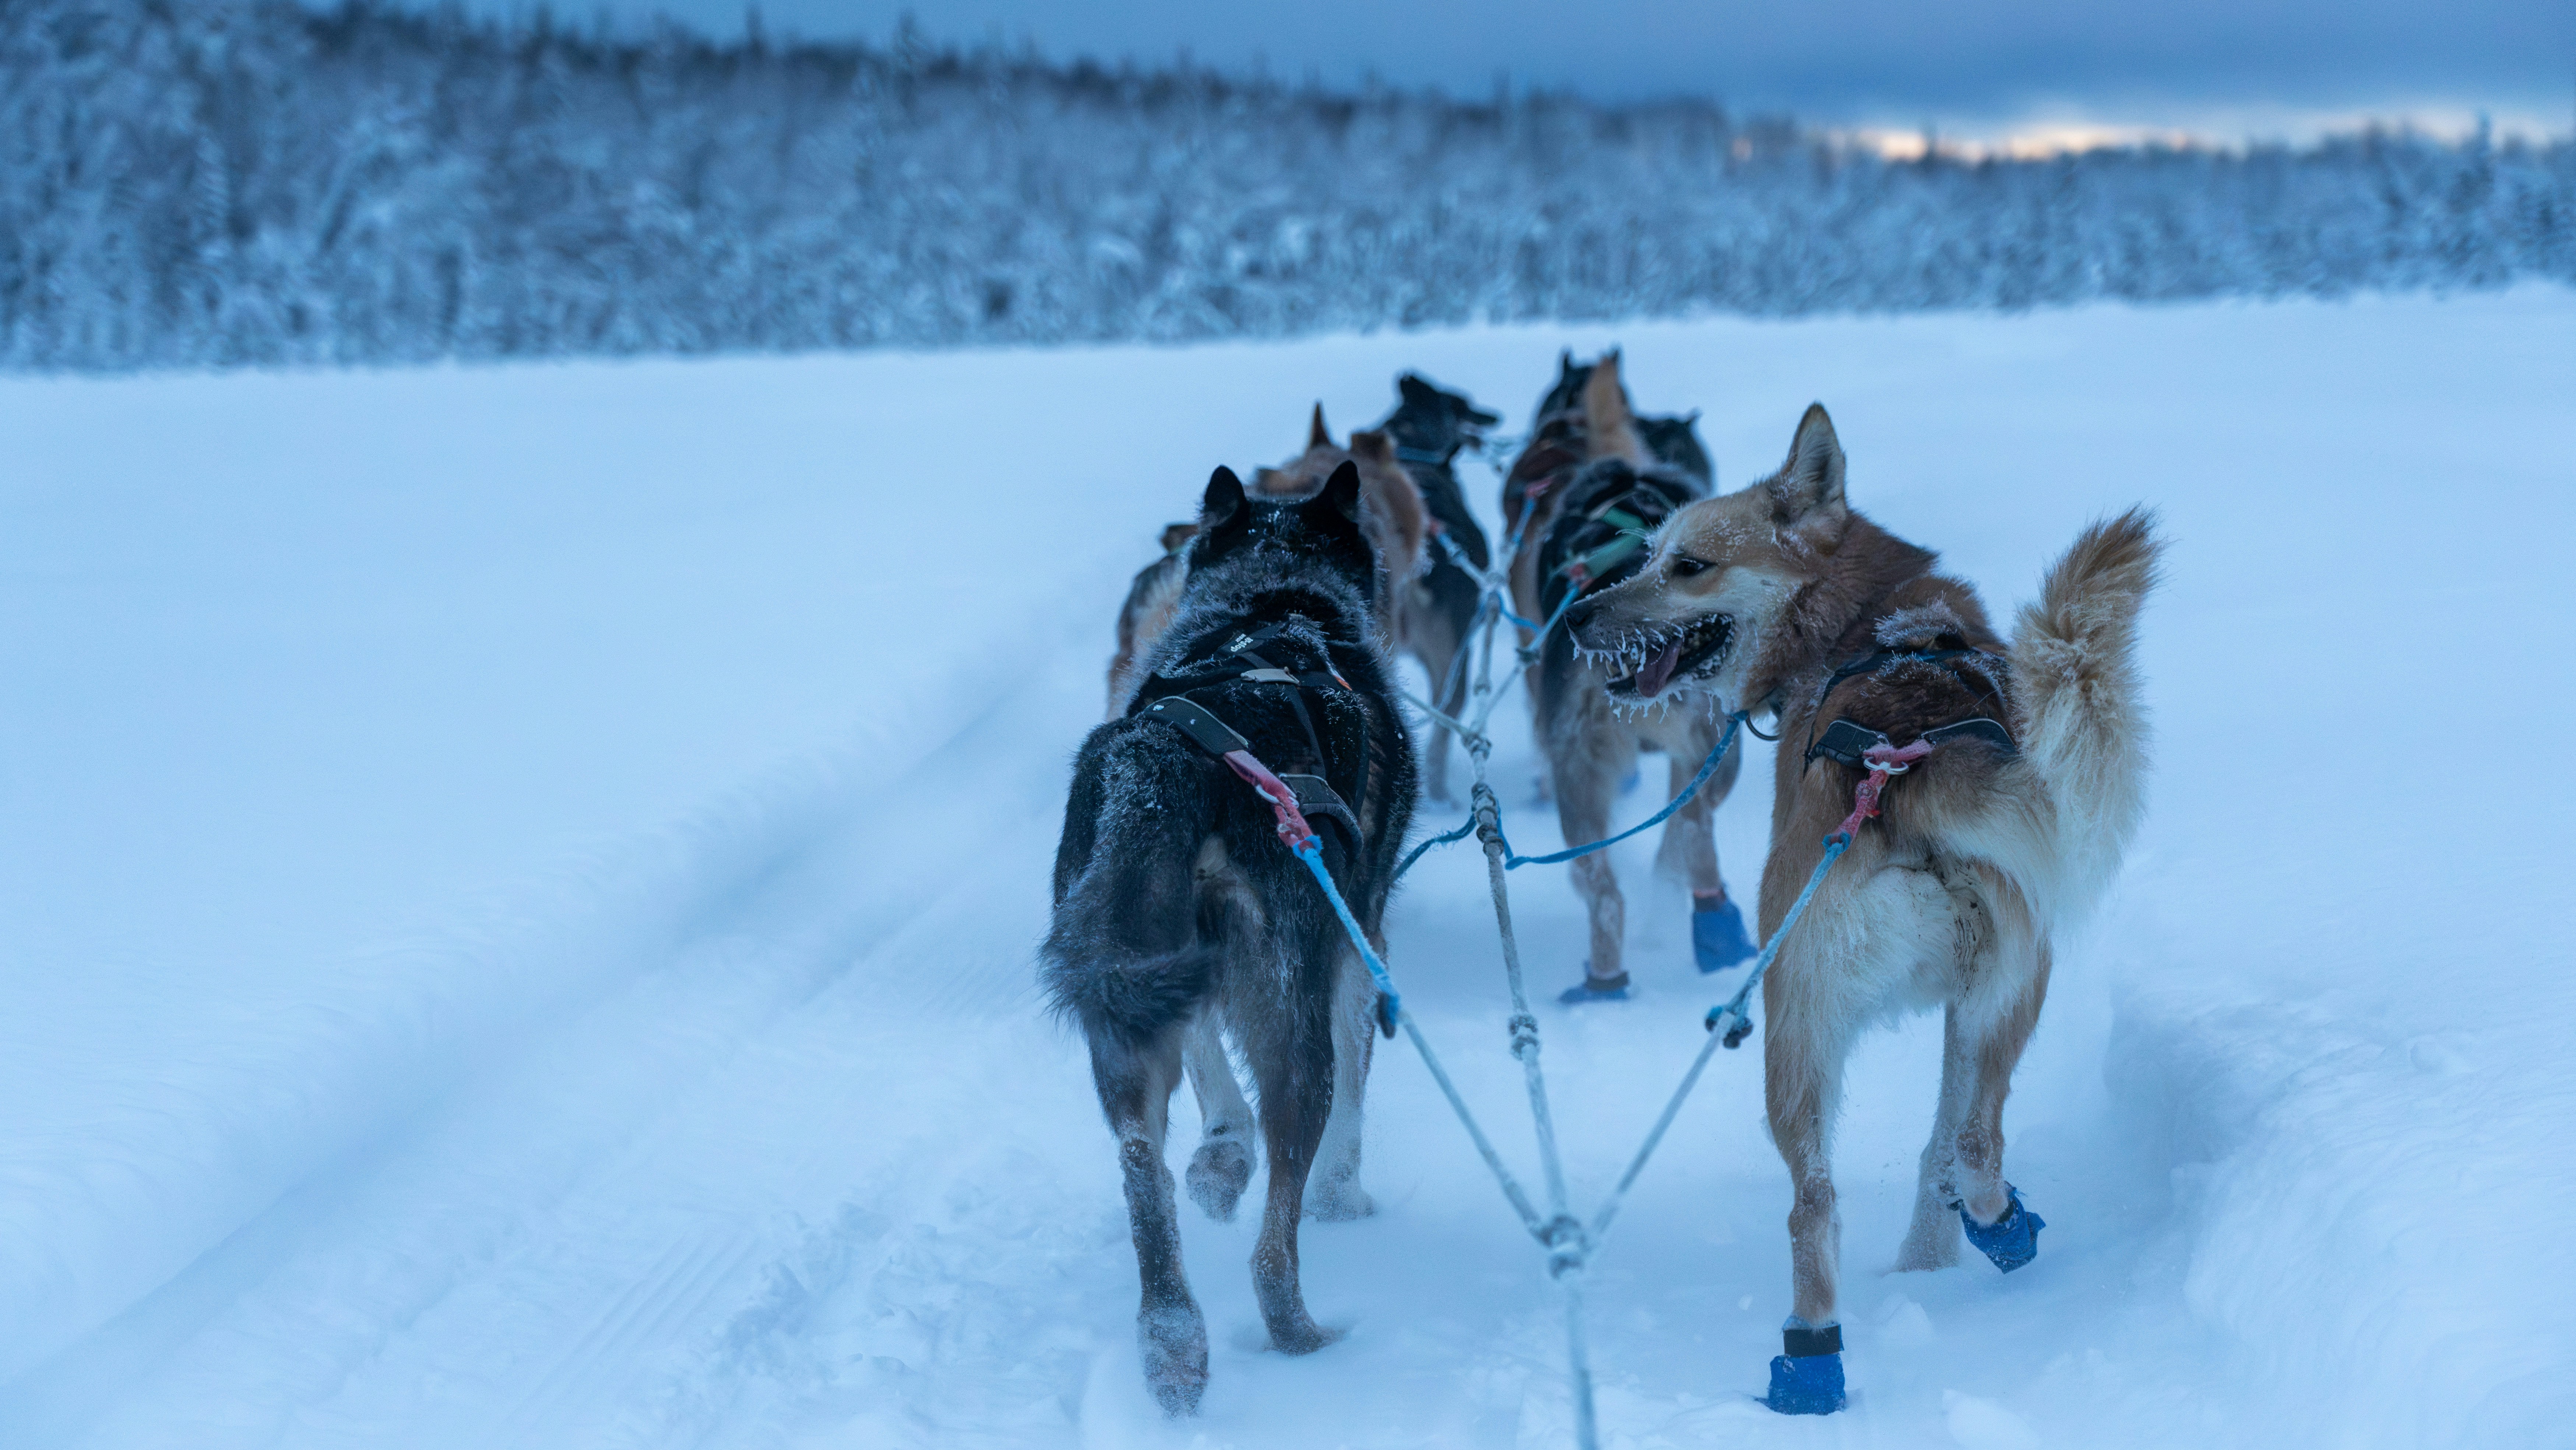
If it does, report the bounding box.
[1959,1184,2045,1272]
[1764,1321,1846,1415]
[1692,892,1757,973]
[1556,962,1632,1005]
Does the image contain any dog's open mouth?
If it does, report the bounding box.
[1599,614,1733,700]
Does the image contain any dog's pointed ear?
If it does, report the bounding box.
[1315,459,1364,522]
[1203,466,1248,525]
[1769,404,1847,525]
[1309,403,1333,450]
[1583,350,1645,463]
[1349,428,1398,466]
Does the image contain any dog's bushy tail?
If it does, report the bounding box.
[1041,748,1231,1046]
[2010,507,2162,908]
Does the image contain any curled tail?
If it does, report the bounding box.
[2010,508,2162,907]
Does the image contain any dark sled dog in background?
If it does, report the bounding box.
[1373,375,1500,801]
[1502,352,1752,999]
[1046,462,1417,1415]
[1566,404,2159,1413]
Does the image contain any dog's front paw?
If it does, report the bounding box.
[1894,1202,1962,1270]
[1765,1323,1847,1415]
[1186,1139,1253,1222]
[1958,1185,2045,1273]
[1267,1318,1346,1356]
[1139,1303,1209,1416]
[1765,1351,1846,1415]
[1691,894,1757,972]
[1305,1175,1376,1221]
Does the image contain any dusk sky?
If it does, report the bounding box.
[458,0,2575,143]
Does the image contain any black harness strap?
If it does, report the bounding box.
[1799,643,2016,769]
[1806,715,2016,768]
[1137,617,1369,844]
[1535,467,1702,621]
[1140,695,1247,756]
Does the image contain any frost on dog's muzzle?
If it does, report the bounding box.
[1582,612,1734,702]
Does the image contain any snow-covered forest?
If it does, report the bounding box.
[4,0,2571,371]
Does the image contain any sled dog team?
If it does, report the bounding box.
[1044,354,2160,1418]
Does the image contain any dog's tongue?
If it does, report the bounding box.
[1637,640,1684,697]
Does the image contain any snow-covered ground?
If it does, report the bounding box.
[3,289,2570,1448]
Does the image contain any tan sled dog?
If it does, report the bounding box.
[1253,405,1431,586]
[1564,403,2158,1408]
[1501,354,1740,997]
[1105,523,1200,712]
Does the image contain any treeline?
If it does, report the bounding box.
[3,0,2570,371]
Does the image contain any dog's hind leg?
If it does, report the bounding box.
[1896,1005,1977,1270]
[1242,973,1341,1354]
[1954,942,2051,1231]
[1764,972,1856,1334]
[1412,581,1473,805]
[1087,1023,1207,1415]
[1305,947,1378,1221]
[1182,1010,1257,1222]
[1552,730,1636,987]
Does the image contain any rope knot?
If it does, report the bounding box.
[1507,1012,1540,1058]
[1541,1215,1590,1278]
[1833,738,1939,839]
[1860,739,1933,775]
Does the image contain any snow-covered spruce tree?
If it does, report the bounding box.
[1,0,2569,371]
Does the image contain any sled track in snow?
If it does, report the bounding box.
[4,291,2571,1447]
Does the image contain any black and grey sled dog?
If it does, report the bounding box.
[1379,373,1499,801]
[1043,461,1417,1415]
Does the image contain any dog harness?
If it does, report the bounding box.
[1534,463,1704,621]
[1798,643,2017,834]
[1134,617,1370,844]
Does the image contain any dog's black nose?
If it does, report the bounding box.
[1563,596,1597,634]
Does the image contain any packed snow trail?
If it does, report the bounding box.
[3,291,2571,1447]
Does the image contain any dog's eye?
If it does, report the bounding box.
[1670,555,1710,578]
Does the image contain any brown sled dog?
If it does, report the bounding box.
[1502,352,1741,996]
[1255,404,1464,729]
[1102,407,1431,718]
[1252,405,1429,573]
[1564,403,2159,1404]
